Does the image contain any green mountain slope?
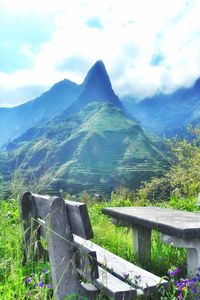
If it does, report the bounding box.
[2,102,170,195]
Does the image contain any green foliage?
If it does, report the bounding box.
[137,128,200,202]
[1,191,199,299]
[159,267,200,299]
[0,198,52,299]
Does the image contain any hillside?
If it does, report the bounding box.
[123,78,200,138]
[1,102,169,195]
[0,60,171,196]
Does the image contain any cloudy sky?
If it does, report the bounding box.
[0,0,200,107]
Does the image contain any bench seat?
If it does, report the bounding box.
[74,235,167,297]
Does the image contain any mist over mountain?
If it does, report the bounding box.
[122,77,200,138]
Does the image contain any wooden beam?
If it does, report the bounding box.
[65,199,93,239]
[46,196,80,300]
[94,266,136,300]
[76,244,99,280]
[74,235,167,296]
[20,191,45,260]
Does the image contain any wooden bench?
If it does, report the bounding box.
[21,192,166,300]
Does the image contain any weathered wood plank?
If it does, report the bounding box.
[74,235,166,296]
[161,233,200,277]
[132,225,151,263]
[76,244,99,280]
[37,217,99,281]
[94,266,136,300]
[32,193,51,219]
[80,283,98,299]
[21,191,45,260]
[46,196,80,300]
[33,194,93,239]
[65,199,93,239]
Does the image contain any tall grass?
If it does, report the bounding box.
[0,193,199,299]
[0,198,52,299]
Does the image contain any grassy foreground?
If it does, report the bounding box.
[0,194,199,299]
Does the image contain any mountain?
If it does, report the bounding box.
[0,79,82,146]
[0,60,122,147]
[122,78,200,138]
[2,102,170,196]
[59,60,123,118]
[0,60,171,196]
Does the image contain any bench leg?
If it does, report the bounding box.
[132,226,152,264]
[161,234,200,277]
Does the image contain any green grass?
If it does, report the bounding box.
[0,198,52,299]
[0,194,199,299]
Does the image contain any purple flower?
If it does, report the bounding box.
[192,287,197,294]
[46,283,51,289]
[177,293,182,300]
[169,267,181,276]
[25,277,31,283]
[122,272,129,279]
[189,278,197,286]
[41,268,48,274]
[39,281,45,288]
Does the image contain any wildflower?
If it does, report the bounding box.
[169,267,181,276]
[41,268,48,274]
[46,283,51,289]
[25,277,31,283]
[177,293,182,300]
[38,281,45,288]
[122,272,129,279]
[189,278,197,286]
[192,287,197,294]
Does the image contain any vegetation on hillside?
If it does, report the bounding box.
[0,102,170,198]
[0,127,200,299]
[136,126,200,202]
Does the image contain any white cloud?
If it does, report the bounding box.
[1,0,200,106]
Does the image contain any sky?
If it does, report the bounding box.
[0,0,200,107]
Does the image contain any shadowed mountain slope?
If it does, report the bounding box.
[0,79,82,146]
[123,78,200,138]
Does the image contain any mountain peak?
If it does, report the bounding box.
[83,60,109,85]
[78,60,122,109]
[53,60,123,120]
[194,77,200,90]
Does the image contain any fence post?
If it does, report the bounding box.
[46,196,80,300]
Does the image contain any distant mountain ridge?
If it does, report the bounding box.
[122,77,200,138]
[0,79,82,146]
